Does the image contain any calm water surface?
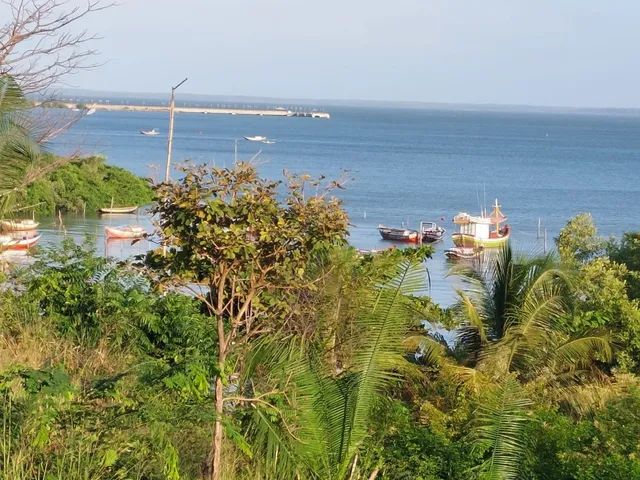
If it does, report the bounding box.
[44,106,640,305]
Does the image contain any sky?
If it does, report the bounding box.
[47,1,640,107]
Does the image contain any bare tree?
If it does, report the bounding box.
[0,0,112,94]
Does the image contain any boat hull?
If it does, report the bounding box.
[421,231,445,243]
[451,232,510,248]
[105,226,145,239]
[378,226,419,243]
[445,246,482,260]
[99,206,138,214]
[0,234,40,250]
[0,220,39,232]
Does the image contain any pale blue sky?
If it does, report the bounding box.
[68,0,640,107]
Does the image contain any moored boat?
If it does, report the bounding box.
[243,135,267,142]
[420,221,446,243]
[105,225,146,239]
[0,233,40,251]
[140,128,159,136]
[98,206,139,214]
[0,219,39,232]
[451,199,510,248]
[445,246,483,260]
[378,225,420,243]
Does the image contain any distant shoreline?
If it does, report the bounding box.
[39,101,331,119]
[45,89,640,116]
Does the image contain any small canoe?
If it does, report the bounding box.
[99,206,138,214]
[0,219,39,232]
[0,234,40,250]
[378,225,420,243]
[105,225,145,240]
[445,246,483,260]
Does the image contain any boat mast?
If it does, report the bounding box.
[492,198,502,234]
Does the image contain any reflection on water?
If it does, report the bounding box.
[36,210,155,260]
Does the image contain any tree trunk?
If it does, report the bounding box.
[210,374,225,480]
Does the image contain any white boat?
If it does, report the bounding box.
[244,135,267,142]
[86,108,96,115]
[140,128,160,136]
[451,199,510,248]
[98,206,138,214]
[0,219,39,232]
[105,225,146,240]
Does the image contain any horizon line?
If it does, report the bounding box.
[51,87,640,113]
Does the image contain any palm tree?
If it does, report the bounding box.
[236,253,430,479]
[450,244,613,480]
[0,75,41,217]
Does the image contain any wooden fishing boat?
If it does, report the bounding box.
[98,206,138,214]
[0,219,39,232]
[420,221,446,243]
[0,234,40,251]
[445,246,483,260]
[378,225,420,243]
[451,199,510,248]
[105,225,145,240]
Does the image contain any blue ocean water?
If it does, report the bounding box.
[46,105,640,305]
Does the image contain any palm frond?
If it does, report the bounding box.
[554,334,613,371]
[240,257,427,478]
[469,377,532,480]
[503,279,566,373]
[329,258,426,474]
[0,75,42,216]
[403,334,447,367]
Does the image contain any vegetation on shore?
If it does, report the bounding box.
[22,155,153,215]
[1,162,640,479]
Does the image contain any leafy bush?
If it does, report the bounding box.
[524,391,640,480]
[22,155,153,215]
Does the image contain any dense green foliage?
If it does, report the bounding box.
[0,240,216,479]
[2,176,640,479]
[22,155,153,215]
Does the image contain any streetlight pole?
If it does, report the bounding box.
[164,77,188,182]
[234,138,238,163]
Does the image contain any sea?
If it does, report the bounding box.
[40,103,640,306]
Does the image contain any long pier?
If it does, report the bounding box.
[54,102,331,119]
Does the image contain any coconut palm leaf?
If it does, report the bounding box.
[240,257,427,479]
[554,334,613,370]
[0,75,41,216]
[469,376,532,480]
[334,258,426,469]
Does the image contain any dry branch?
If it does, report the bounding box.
[0,0,113,93]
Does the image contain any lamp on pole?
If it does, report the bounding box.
[164,77,188,182]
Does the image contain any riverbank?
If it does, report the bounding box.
[43,101,331,119]
[23,156,153,215]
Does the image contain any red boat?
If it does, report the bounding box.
[0,234,40,251]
